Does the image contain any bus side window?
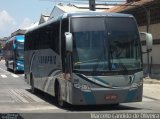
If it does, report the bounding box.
[47,21,60,54]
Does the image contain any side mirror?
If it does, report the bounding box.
[65,32,73,53]
[140,32,153,52]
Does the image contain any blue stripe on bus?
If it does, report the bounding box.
[126,90,137,102]
[94,77,117,87]
[16,60,24,71]
[82,91,96,105]
[42,69,61,90]
[76,74,108,88]
[76,74,118,89]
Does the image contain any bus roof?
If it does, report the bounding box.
[26,11,134,34]
[62,11,133,18]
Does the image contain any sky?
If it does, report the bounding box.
[0,0,125,38]
[0,0,54,38]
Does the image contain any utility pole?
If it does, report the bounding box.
[89,0,95,11]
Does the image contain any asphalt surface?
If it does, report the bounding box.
[0,60,160,119]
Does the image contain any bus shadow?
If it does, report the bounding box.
[7,68,24,74]
[27,89,60,107]
[64,104,144,112]
[27,89,146,112]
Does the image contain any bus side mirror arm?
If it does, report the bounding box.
[65,32,73,53]
[65,32,73,74]
[140,32,153,54]
[142,50,152,54]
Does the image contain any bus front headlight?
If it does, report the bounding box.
[74,83,91,91]
[17,63,21,66]
[138,80,143,86]
[81,84,91,90]
[17,63,23,67]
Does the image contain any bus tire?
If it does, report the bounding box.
[55,82,66,108]
[110,103,119,107]
[6,62,9,71]
[30,74,36,93]
[13,64,17,74]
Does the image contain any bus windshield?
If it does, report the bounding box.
[71,17,142,72]
[16,41,24,60]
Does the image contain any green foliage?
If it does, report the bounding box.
[0,43,2,49]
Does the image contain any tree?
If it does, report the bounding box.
[0,43,2,49]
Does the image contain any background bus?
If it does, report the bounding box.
[24,12,152,107]
[3,35,24,73]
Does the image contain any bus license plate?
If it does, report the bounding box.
[105,94,117,100]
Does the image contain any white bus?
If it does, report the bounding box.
[24,12,152,107]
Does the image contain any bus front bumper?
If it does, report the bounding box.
[71,86,143,105]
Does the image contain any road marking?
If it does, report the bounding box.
[20,106,59,111]
[11,74,19,78]
[0,67,10,74]
[0,67,20,78]
[1,75,7,78]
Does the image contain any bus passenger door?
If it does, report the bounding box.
[38,51,46,90]
[30,50,41,89]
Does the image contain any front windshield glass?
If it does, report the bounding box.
[108,17,142,71]
[16,41,24,60]
[71,18,108,71]
[71,17,142,72]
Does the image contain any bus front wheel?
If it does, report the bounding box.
[55,82,66,108]
[6,62,9,71]
[30,74,36,93]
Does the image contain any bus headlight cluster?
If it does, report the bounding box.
[74,83,91,91]
[17,63,23,67]
[138,80,143,86]
[129,80,143,91]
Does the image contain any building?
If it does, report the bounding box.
[12,22,39,37]
[49,3,113,20]
[0,37,8,58]
[0,37,8,48]
[11,29,26,37]
[1,22,38,50]
[39,14,50,24]
[106,0,160,77]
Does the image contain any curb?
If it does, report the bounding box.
[143,79,160,84]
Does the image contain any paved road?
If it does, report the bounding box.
[0,60,60,113]
[0,60,160,119]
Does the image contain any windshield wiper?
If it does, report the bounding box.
[74,59,98,65]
